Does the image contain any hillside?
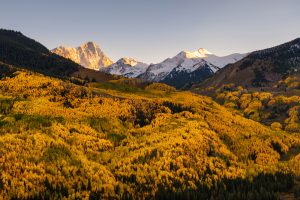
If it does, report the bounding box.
[194,38,300,93]
[0,29,79,76]
[0,29,117,83]
[0,62,299,199]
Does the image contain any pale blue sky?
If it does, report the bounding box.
[1,0,300,63]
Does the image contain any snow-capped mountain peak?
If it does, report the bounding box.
[198,48,213,56]
[102,57,148,78]
[116,57,139,66]
[138,48,247,84]
[53,41,247,88]
[139,49,217,82]
[179,48,213,59]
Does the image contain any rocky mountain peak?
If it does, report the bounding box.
[52,42,113,70]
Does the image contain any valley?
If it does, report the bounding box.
[0,29,300,199]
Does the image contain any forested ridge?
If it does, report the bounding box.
[0,62,299,199]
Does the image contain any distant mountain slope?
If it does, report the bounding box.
[52,42,113,70]
[139,50,218,82]
[102,57,148,78]
[161,56,217,89]
[195,38,300,91]
[203,52,247,68]
[138,49,245,88]
[53,40,246,88]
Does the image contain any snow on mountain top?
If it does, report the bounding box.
[198,48,213,55]
[140,48,247,82]
[117,57,139,66]
[179,48,212,59]
[103,57,149,78]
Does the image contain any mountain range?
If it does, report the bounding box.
[139,49,246,88]
[0,28,300,199]
[52,43,246,88]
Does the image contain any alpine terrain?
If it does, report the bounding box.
[139,49,246,88]
[52,42,113,70]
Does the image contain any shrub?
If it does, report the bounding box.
[271,122,282,131]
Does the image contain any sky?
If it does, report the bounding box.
[1,0,300,63]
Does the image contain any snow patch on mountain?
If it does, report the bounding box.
[102,57,148,78]
[139,49,224,82]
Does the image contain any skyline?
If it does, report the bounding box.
[1,0,300,63]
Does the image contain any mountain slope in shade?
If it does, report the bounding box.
[102,57,148,78]
[0,29,118,83]
[194,38,300,92]
[139,50,214,82]
[161,60,216,89]
[52,42,113,70]
[0,29,80,76]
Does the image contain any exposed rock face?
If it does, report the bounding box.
[52,42,113,70]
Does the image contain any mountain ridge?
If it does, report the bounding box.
[193,37,300,93]
[138,49,246,88]
[102,57,148,78]
[53,42,246,88]
[52,41,113,70]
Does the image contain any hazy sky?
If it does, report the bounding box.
[1,0,300,63]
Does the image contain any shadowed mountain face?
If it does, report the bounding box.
[0,29,117,82]
[138,49,246,89]
[0,29,80,76]
[194,38,300,91]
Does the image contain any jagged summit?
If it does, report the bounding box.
[52,42,113,70]
[53,40,246,88]
[80,41,99,52]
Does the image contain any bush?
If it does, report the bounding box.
[271,122,282,131]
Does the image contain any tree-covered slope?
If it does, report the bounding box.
[194,38,300,92]
[0,29,118,82]
[0,63,299,199]
[0,29,80,76]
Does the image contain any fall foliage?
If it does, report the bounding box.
[0,64,299,199]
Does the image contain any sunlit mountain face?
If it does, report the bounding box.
[52,42,113,70]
